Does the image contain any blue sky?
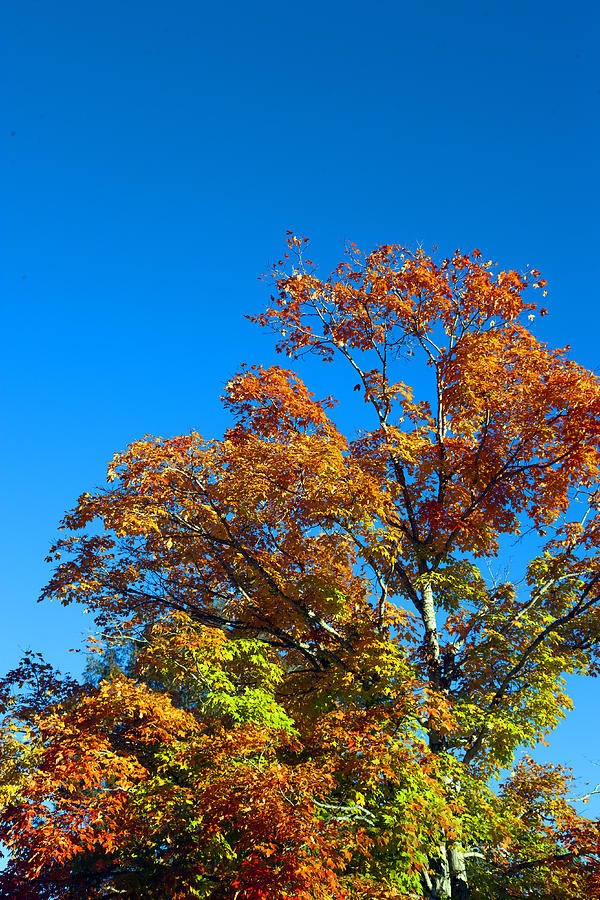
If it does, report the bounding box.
[1,0,599,810]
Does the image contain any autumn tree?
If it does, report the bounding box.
[2,237,600,899]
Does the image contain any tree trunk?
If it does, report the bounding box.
[425,842,469,899]
[418,583,470,899]
[448,843,469,900]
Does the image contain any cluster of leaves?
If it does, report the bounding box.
[2,237,600,898]
[0,616,452,899]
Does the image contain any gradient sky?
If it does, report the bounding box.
[2,0,599,812]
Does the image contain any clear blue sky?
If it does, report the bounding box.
[1,0,599,810]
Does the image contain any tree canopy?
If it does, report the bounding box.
[2,237,600,899]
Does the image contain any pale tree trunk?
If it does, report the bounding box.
[419,583,470,900]
[423,842,469,899]
[448,843,469,900]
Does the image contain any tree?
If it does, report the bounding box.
[2,237,600,898]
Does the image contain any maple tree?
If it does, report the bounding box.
[2,236,600,898]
